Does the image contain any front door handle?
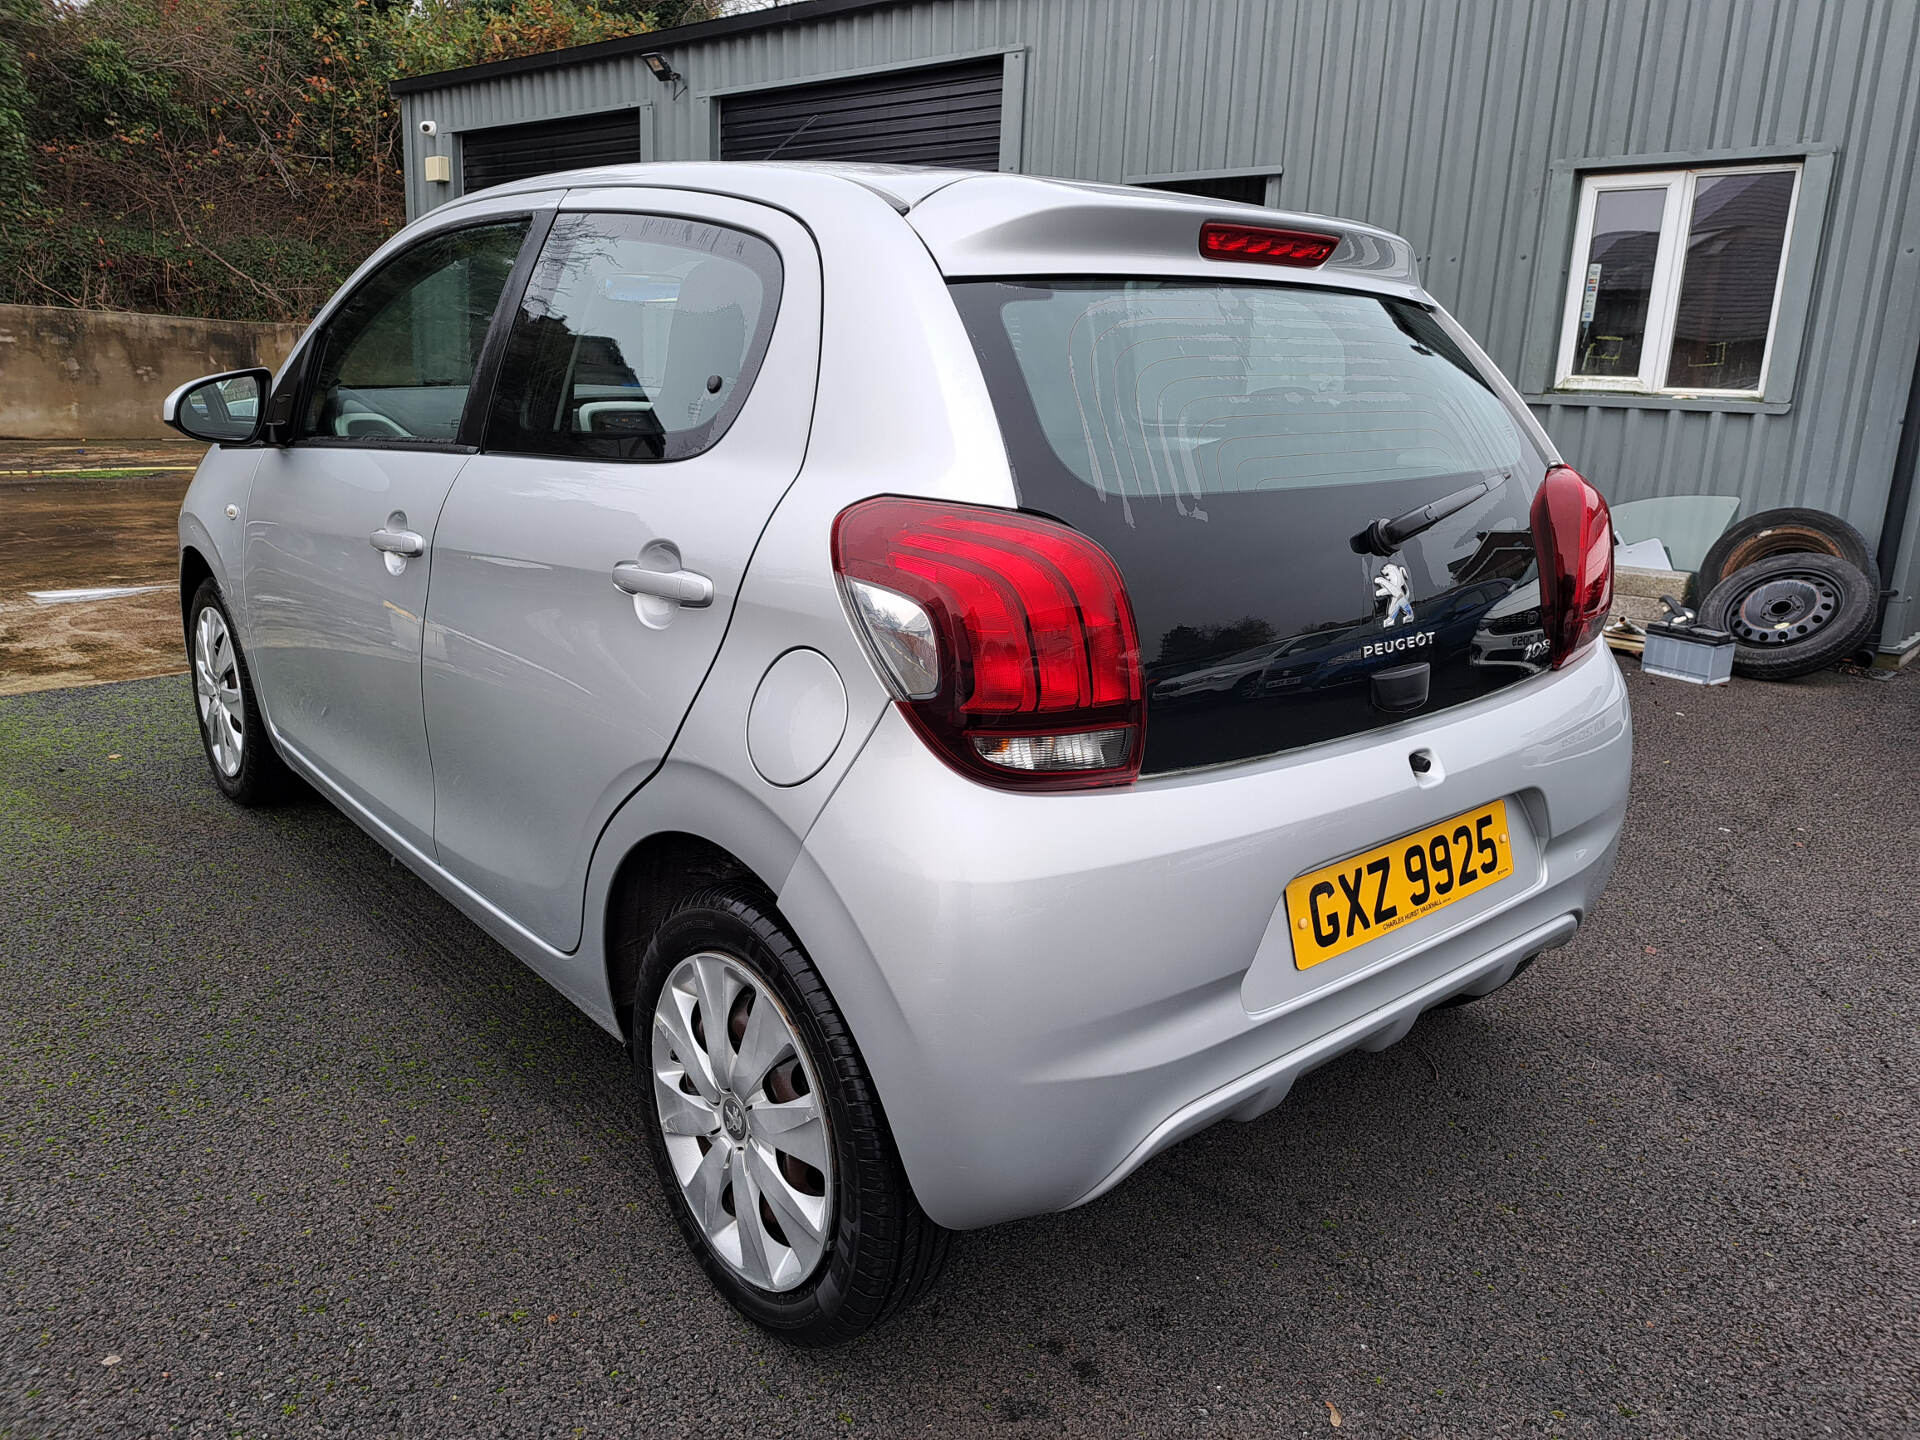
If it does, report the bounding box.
[369,527,425,558]
[612,560,714,608]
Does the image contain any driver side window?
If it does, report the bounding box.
[299,220,529,444]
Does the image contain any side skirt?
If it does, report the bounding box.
[267,724,624,1038]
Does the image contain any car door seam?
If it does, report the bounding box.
[571,201,832,938]
[417,451,481,866]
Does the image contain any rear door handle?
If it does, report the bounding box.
[612,561,714,608]
[369,527,425,557]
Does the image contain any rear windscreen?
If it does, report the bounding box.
[951,279,1552,774]
[971,279,1529,510]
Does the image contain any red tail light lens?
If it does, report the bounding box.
[1530,464,1614,670]
[832,497,1145,790]
[1198,222,1340,267]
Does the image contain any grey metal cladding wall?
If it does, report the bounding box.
[402,55,658,218]
[399,0,1920,645]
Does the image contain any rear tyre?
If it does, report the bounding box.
[186,578,291,805]
[1697,506,1880,596]
[1696,553,1879,681]
[634,884,949,1345]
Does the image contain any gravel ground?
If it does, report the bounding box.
[2,663,1916,1438]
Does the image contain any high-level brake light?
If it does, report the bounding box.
[832,498,1145,791]
[1531,464,1614,670]
[1198,221,1340,267]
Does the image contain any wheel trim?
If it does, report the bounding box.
[1729,571,1840,646]
[193,607,245,776]
[651,951,834,1293]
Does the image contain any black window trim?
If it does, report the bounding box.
[283,209,554,455]
[477,207,785,466]
[460,207,556,449]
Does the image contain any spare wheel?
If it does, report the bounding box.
[1698,506,1880,595]
[1696,552,1879,680]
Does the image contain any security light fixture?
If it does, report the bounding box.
[642,52,680,85]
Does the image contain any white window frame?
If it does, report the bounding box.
[1554,163,1801,398]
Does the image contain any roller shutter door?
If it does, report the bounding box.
[719,58,1002,168]
[461,109,641,194]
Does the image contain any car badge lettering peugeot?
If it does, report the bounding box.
[1374,561,1416,627]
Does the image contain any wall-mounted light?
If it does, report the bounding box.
[641,51,680,85]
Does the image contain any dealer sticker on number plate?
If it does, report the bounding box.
[1286,800,1514,970]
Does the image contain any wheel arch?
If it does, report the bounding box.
[602,830,777,1046]
[179,544,216,633]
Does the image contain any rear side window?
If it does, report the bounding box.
[485,212,782,462]
[955,280,1529,507]
[299,220,529,444]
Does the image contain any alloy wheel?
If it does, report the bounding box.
[193,606,245,776]
[650,951,834,1293]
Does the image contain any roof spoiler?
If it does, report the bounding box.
[905,175,1421,293]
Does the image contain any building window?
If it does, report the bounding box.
[1556,164,1800,397]
[1129,167,1281,208]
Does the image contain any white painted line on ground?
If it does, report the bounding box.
[16,466,198,476]
[26,586,166,604]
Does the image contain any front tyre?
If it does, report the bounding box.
[187,578,290,805]
[635,885,949,1344]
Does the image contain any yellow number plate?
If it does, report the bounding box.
[1286,799,1514,970]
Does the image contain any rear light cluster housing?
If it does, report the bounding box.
[1530,464,1614,669]
[832,498,1145,791]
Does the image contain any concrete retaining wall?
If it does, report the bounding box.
[0,305,303,440]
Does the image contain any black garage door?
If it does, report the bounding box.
[719,58,1002,168]
[462,109,641,194]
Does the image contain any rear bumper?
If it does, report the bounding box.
[778,644,1631,1230]
[1069,911,1574,1210]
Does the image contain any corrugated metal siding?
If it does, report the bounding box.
[399,0,1920,648]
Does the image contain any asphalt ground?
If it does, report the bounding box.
[2,662,1916,1438]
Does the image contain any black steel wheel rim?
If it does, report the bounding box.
[1728,569,1840,646]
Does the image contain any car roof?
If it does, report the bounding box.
[433,161,1424,297]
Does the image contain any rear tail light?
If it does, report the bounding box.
[832,497,1145,791]
[1530,464,1614,670]
[1198,221,1340,267]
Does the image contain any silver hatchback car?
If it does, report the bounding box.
[168,162,1630,1344]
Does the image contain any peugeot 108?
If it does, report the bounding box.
[167,163,1630,1344]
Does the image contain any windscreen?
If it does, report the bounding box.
[952,279,1554,773]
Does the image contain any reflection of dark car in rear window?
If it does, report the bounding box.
[1303,580,1515,694]
[1151,640,1286,702]
[1259,625,1371,694]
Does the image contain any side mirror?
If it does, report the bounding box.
[163,368,273,445]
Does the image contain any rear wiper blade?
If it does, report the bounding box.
[1349,479,1493,558]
